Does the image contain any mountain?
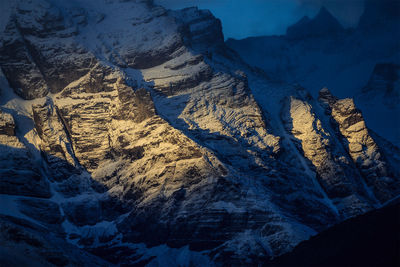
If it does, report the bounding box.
[0,0,399,266]
[227,4,400,147]
[286,7,344,40]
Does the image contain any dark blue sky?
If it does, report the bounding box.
[155,0,365,39]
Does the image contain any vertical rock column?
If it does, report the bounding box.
[319,88,399,202]
[281,96,373,217]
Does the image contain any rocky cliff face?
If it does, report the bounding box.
[319,89,399,203]
[281,92,373,217]
[0,0,399,266]
[226,3,400,149]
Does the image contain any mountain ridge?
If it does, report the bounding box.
[227,1,400,147]
[0,0,399,266]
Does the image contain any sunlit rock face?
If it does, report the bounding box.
[319,88,400,203]
[226,0,399,153]
[0,0,399,266]
[281,93,373,217]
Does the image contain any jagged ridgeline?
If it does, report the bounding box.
[0,0,399,266]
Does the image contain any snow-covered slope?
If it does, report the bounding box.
[0,0,399,266]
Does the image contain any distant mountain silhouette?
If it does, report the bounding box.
[286,7,344,39]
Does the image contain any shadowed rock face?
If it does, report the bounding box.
[0,0,399,266]
[0,215,113,267]
[19,199,62,222]
[32,100,79,181]
[0,20,49,99]
[361,63,400,108]
[171,7,224,50]
[0,110,51,198]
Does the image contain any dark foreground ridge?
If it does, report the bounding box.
[268,200,400,267]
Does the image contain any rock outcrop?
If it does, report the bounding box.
[227,0,399,151]
[281,93,374,217]
[319,88,400,202]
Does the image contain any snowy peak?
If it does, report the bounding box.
[286,6,344,39]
